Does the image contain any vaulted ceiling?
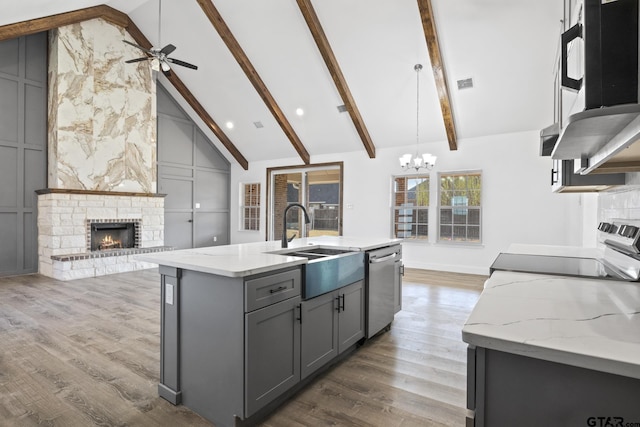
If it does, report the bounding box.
[0,0,563,170]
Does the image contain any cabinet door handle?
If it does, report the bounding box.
[296,304,302,324]
[550,168,558,185]
[269,286,287,294]
[335,296,341,312]
[340,294,345,312]
[400,263,405,277]
[561,23,583,91]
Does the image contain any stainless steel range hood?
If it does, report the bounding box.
[540,123,559,156]
[550,104,640,174]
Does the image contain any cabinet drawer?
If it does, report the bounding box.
[245,268,301,312]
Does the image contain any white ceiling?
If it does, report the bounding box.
[2,0,564,166]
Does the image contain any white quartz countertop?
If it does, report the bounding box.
[135,236,401,278]
[462,270,640,379]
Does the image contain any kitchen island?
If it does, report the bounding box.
[136,236,401,426]
[462,270,640,426]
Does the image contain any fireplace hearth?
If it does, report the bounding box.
[88,220,141,252]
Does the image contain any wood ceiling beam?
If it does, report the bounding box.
[197,0,311,165]
[0,5,128,42]
[296,0,376,159]
[0,5,249,170]
[417,0,458,151]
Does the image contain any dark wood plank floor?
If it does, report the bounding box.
[0,268,484,426]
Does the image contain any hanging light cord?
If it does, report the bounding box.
[415,64,422,157]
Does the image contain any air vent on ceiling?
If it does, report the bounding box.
[253,121,264,128]
[337,105,348,113]
[457,78,474,90]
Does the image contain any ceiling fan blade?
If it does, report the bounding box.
[160,44,176,55]
[122,39,153,55]
[125,57,150,64]
[166,57,198,70]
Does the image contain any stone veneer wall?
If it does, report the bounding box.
[38,192,166,281]
[48,18,156,193]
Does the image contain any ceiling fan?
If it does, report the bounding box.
[123,0,197,75]
[123,40,198,74]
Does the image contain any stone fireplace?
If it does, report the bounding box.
[37,190,171,281]
[34,18,172,281]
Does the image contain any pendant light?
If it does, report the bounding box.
[399,64,437,172]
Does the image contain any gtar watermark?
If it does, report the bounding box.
[587,417,640,427]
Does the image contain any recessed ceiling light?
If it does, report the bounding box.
[337,105,347,113]
[225,121,234,129]
[296,108,304,116]
[253,121,264,128]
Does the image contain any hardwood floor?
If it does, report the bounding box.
[0,269,485,426]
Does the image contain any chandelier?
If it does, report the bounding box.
[399,64,437,172]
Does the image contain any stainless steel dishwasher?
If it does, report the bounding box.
[366,244,402,338]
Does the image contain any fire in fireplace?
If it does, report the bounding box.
[90,222,136,252]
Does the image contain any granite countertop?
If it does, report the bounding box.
[462,270,640,379]
[135,236,401,278]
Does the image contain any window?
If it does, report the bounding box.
[241,183,260,231]
[439,172,481,243]
[392,175,429,240]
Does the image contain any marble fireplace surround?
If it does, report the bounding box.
[37,189,171,281]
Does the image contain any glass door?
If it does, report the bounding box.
[268,164,342,242]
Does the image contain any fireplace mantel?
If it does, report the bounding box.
[36,189,166,198]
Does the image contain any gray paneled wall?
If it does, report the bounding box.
[157,84,230,249]
[0,33,47,276]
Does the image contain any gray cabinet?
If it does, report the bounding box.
[300,290,338,379]
[158,266,302,426]
[338,280,365,353]
[467,345,640,426]
[300,280,364,379]
[245,295,301,417]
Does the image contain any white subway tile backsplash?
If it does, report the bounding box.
[599,185,640,221]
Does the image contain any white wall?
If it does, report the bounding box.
[230,130,584,275]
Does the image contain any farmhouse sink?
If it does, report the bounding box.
[274,247,365,299]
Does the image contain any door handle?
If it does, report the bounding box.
[340,294,345,312]
[561,23,583,91]
[335,296,341,312]
[370,253,398,264]
[296,304,302,323]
